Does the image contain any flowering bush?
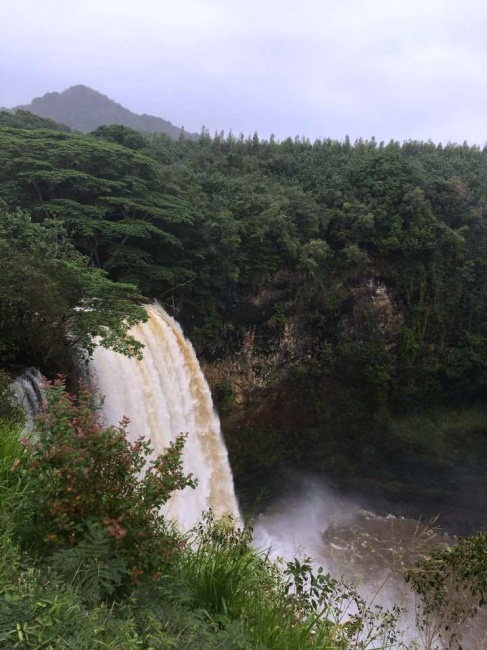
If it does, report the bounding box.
[16,376,195,580]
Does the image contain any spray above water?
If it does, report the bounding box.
[253,477,358,565]
[91,303,240,531]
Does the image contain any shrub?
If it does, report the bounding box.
[405,533,487,649]
[14,376,195,581]
[214,379,235,405]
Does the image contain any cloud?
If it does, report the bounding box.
[1,0,486,144]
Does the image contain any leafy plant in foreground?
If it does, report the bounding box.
[167,510,405,649]
[14,376,196,582]
[405,533,487,649]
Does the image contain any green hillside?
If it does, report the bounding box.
[7,85,197,138]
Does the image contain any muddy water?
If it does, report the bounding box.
[91,303,240,531]
[253,483,487,648]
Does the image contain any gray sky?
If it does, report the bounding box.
[2,0,487,144]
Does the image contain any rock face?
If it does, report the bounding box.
[337,279,404,346]
[198,278,487,536]
[193,272,424,510]
[199,270,309,407]
[202,275,403,408]
[203,315,304,406]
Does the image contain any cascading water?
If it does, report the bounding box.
[12,368,44,429]
[89,306,487,645]
[91,303,240,531]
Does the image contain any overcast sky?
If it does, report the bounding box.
[2,0,487,144]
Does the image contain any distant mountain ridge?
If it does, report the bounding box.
[7,85,197,139]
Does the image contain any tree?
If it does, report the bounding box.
[0,127,194,294]
[0,206,147,368]
[90,124,148,151]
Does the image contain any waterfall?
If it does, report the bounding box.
[91,303,240,531]
[12,368,44,429]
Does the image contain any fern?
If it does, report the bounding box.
[50,526,128,605]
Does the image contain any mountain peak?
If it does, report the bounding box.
[11,86,196,139]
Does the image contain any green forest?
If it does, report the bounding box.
[1,110,487,647]
[2,115,487,509]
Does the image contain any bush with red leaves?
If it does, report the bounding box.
[16,375,196,580]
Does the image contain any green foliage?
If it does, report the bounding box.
[0,378,406,650]
[0,371,24,423]
[91,124,149,150]
[405,533,487,648]
[165,511,403,649]
[0,126,194,296]
[0,206,147,365]
[0,547,251,649]
[214,380,235,406]
[15,377,195,580]
[0,420,26,513]
[0,109,70,131]
[172,512,272,617]
[3,122,487,413]
[390,404,487,463]
[0,375,26,512]
[49,526,129,605]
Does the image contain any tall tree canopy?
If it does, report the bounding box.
[2,122,487,492]
[0,206,147,367]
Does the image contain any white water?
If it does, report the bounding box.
[91,303,240,531]
[253,479,487,648]
[12,368,44,429]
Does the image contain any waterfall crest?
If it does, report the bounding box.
[91,303,240,531]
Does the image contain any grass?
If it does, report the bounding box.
[163,514,402,650]
[0,387,403,649]
[0,419,26,508]
[391,404,487,463]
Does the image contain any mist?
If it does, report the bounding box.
[2,0,487,144]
